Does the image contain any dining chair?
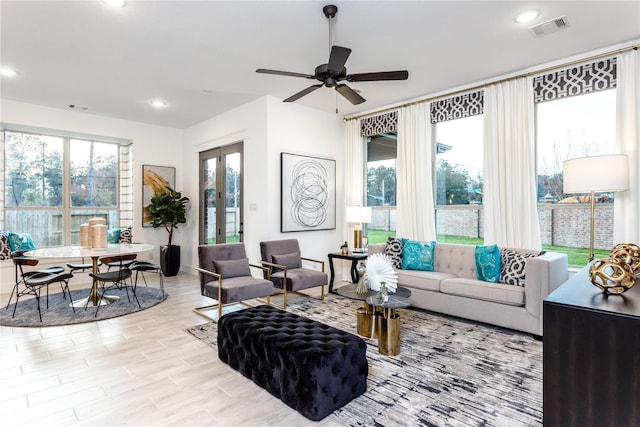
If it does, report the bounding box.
[259,239,327,310]
[67,258,102,274]
[7,257,75,322]
[129,261,164,296]
[89,253,138,316]
[195,243,273,321]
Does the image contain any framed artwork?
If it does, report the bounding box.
[142,165,175,227]
[281,152,336,232]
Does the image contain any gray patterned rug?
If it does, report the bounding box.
[1,286,167,327]
[186,294,542,426]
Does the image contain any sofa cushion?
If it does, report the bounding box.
[384,237,403,269]
[475,244,500,283]
[440,278,525,306]
[401,239,436,271]
[214,258,252,279]
[396,269,455,292]
[499,248,540,286]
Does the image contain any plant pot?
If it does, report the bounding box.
[160,245,181,276]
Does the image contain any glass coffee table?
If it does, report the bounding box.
[337,284,412,356]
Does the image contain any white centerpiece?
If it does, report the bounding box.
[365,253,398,292]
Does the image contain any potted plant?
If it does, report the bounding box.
[148,186,190,276]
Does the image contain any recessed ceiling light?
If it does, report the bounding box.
[150,100,166,108]
[516,10,540,24]
[0,68,18,77]
[102,0,126,8]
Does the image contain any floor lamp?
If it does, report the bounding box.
[346,206,372,252]
[563,154,629,262]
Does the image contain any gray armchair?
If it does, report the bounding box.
[196,243,273,320]
[259,239,327,309]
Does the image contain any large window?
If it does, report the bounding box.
[536,89,616,265]
[4,130,121,247]
[434,115,484,243]
[365,131,397,243]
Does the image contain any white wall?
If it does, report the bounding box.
[0,99,184,265]
[183,96,344,271]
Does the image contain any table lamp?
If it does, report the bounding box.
[563,154,629,262]
[346,206,372,252]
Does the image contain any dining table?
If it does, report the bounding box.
[23,243,154,308]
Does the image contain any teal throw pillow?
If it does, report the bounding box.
[7,232,37,252]
[401,239,436,271]
[475,244,501,283]
[107,228,122,244]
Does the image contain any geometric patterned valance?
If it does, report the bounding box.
[430,90,484,124]
[533,57,617,103]
[361,111,398,137]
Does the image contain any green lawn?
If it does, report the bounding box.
[366,229,605,267]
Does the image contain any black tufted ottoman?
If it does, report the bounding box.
[217,304,368,421]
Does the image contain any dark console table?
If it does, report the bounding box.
[327,252,368,294]
[543,265,640,426]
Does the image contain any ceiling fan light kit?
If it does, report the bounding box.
[256,4,409,106]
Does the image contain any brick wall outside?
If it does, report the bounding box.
[431,204,614,249]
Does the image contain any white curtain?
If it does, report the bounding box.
[614,49,640,244]
[396,103,436,241]
[483,77,542,249]
[344,118,364,244]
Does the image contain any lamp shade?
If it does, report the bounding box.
[563,154,630,194]
[345,206,372,224]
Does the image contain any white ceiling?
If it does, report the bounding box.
[1,1,639,129]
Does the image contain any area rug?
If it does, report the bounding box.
[1,287,167,327]
[187,294,542,426]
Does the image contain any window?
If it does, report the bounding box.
[434,115,484,244]
[4,130,122,247]
[365,131,397,243]
[536,89,616,265]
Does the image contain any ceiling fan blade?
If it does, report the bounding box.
[346,70,409,82]
[327,45,351,74]
[256,68,315,79]
[283,84,323,102]
[335,84,366,105]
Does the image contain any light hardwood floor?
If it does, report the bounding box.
[0,273,342,427]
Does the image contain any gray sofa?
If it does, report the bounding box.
[368,242,568,336]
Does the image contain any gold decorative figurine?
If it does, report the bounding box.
[589,257,636,294]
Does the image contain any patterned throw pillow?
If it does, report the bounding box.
[118,227,133,243]
[384,237,403,269]
[499,248,539,286]
[0,231,11,260]
[7,232,37,252]
[401,239,436,271]
[475,244,501,283]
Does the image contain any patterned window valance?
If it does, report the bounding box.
[430,91,484,124]
[361,111,398,137]
[533,57,617,103]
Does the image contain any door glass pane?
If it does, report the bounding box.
[203,158,217,244]
[225,152,241,243]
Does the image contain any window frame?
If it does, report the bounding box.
[2,125,130,247]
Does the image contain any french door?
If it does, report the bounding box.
[199,142,243,245]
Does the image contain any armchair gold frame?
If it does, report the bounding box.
[194,263,272,322]
[260,257,325,310]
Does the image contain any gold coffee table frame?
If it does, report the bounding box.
[337,284,412,356]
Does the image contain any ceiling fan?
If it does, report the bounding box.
[256,4,409,105]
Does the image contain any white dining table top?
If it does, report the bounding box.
[24,243,154,259]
